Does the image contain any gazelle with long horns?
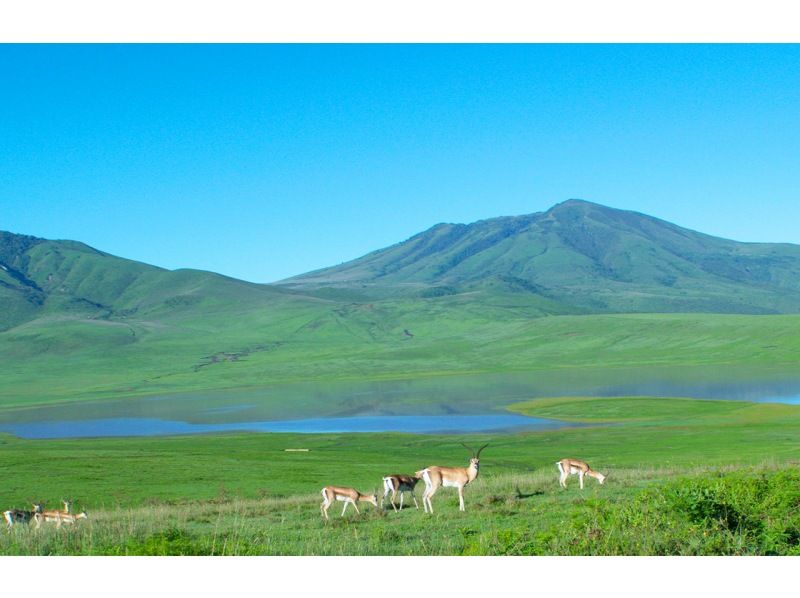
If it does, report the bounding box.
[380,474,421,511]
[556,458,606,489]
[416,443,488,514]
[320,486,378,520]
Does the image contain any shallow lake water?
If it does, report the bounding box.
[1,366,799,439]
[0,413,575,439]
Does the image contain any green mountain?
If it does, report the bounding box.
[280,199,800,314]
[0,230,312,332]
[4,200,800,411]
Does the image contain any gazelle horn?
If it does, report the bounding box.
[475,443,489,458]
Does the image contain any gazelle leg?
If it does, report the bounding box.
[399,491,404,510]
[412,492,419,509]
[321,489,330,520]
[341,501,349,516]
[391,489,399,512]
[353,501,360,515]
[579,471,585,490]
[458,486,465,512]
[425,486,437,514]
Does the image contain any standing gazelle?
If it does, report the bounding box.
[380,474,421,511]
[320,486,378,520]
[556,458,607,489]
[3,504,42,529]
[417,443,488,514]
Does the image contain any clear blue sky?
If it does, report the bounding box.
[2,44,799,283]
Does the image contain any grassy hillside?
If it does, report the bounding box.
[282,200,800,313]
[4,199,800,412]
[0,230,324,332]
[2,309,800,411]
[2,396,800,555]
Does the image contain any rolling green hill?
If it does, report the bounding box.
[0,230,325,332]
[3,200,800,410]
[281,199,800,313]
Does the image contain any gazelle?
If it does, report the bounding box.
[50,511,89,527]
[3,504,42,529]
[34,500,88,529]
[417,443,488,514]
[320,486,378,520]
[380,474,421,511]
[556,458,607,489]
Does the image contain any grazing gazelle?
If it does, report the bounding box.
[320,486,378,520]
[34,501,88,529]
[380,474,421,511]
[47,511,89,528]
[556,458,607,489]
[3,504,42,529]
[416,443,488,514]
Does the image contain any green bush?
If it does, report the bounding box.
[122,528,212,556]
[558,469,800,555]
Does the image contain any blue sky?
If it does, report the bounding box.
[2,44,799,282]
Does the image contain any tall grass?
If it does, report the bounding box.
[4,465,798,555]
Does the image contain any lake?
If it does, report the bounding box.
[0,413,575,439]
[1,366,799,439]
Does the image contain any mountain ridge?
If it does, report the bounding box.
[4,199,800,331]
[0,230,322,332]
[278,199,800,313]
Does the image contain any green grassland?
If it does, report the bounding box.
[4,215,800,555]
[2,396,800,555]
[3,310,800,412]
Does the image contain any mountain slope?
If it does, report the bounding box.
[280,200,800,314]
[4,209,800,410]
[0,231,315,331]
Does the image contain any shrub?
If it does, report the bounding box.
[560,469,800,555]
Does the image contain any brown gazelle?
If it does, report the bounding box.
[320,486,378,520]
[556,458,607,489]
[416,443,488,514]
[3,504,42,529]
[380,474,421,511]
[34,500,88,529]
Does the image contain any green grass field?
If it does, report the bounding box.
[2,310,800,412]
[3,396,800,555]
[4,264,800,555]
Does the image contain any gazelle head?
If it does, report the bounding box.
[366,493,378,508]
[598,472,607,485]
[32,503,43,513]
[462,443,489,469]
[75,511,89,520]
[62,499,73,512]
